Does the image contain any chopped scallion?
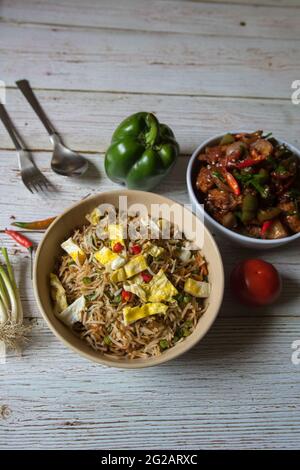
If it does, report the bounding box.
[159,339,169,350]
[104,335,112,346]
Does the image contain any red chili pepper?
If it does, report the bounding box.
[224,171,241,196]
[112,242,124,253]
[5,229,33,279]
[121,289,133,302]
[236,157,264,169]
[141,271,153,283]
[261,220,273,238]
[5,229,33,250]
[130,244,142,255]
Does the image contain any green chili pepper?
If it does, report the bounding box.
[241,194,258,223]
[251,182,271,200]
[220,133,235,145]
[105,112,179,191]
[263,132,273,139]
[82,277,92,285]
[257,207,281,223]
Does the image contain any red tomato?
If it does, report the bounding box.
[230,259,281,307]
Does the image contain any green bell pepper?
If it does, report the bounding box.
[105,112,179,190]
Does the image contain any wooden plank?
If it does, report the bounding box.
[170,0,300,6]
[1,316,300,449]
[1,0,300,40]
[168,0,300,7]
[0,22,299,98]
[0,90,299,154]
[0,151,299,319]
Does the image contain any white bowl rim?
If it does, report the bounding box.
[33,189,224,369]
[187,132,300,246]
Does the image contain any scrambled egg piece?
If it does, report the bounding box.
[123,283,148,303]
[108,224,125,244]
[94,246,126,271]
[61,237,86,265]
[86,207,101,226]
[50,273,68,314]
[123,303,168,326]
[56,295,86,327]
[143,242,165,258]
[129,274,145,285]
[113,267,177,303]
[110,267,127,283]
[147,269,178,302]
[124,254,148,278]
[184,278,210,298]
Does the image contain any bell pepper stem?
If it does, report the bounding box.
[145,113,159,146]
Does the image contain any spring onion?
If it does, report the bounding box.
[0,248,30,362]
[103,335,112,346]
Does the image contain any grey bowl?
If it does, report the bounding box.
[187,132,300,249]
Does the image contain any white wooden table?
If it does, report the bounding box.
[1,0,300,450]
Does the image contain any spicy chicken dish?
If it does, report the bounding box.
[50,208,210,359]
[195,131,300,239]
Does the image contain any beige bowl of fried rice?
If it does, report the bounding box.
[33,190,224,368]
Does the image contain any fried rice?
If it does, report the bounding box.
[50,209,210,359]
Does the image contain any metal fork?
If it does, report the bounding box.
[0,103,50,194]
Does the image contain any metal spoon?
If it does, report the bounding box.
[16,80,88,176]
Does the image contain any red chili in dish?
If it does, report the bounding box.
[130,244,142,255]
[141,271,153,283]
[121,290,133,302]
[112,242,124,253]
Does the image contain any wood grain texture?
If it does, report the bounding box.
[167,0,300,7]
[1,0,300,40]
[1,316,300,449]
[1,90,300,154]
[0,0,300,451]
[1,21,299,99]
